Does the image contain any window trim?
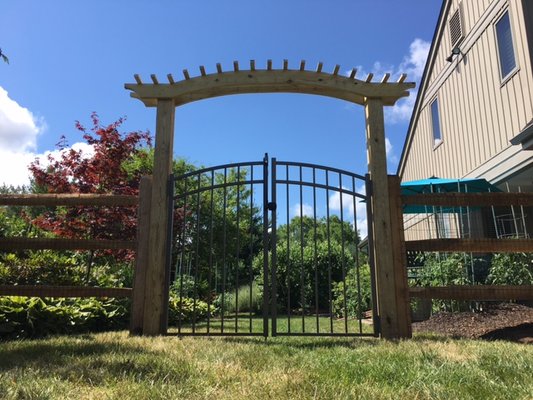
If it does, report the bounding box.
[494,8,519,84]
[430,97,443,149]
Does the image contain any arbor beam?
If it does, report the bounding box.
[126,69,414,108]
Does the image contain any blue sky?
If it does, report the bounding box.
[0,1,440,187]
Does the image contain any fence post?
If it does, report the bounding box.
[130,175,152,335]
[388,175,412,338]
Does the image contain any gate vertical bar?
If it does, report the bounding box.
[365,175,380,336]
[262,154,270,338]
[270,158,278,336]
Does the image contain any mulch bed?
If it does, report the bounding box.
[412,303,533,344]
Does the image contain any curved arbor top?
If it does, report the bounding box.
[125,60,415,107]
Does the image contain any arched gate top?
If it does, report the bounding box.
[125,59,415,107]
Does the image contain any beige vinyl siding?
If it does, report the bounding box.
[402,0,533,182]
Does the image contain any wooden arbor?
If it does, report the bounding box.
[125,60,415,339]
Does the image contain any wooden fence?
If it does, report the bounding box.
[0,187,148,300]
[401,190,533,301]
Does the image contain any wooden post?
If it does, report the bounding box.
[130,176,152,335]
[143,99,175,335]
[388,175,412,338]
[364,97,407,339]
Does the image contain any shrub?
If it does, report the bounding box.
[487,253,533,285]
[215,282,262,315]
[168,293,215,325]
[332,264,372,319]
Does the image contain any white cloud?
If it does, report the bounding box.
[0,86,95,187]
[291,202,313,218]
[347,39,430,124]
[386,38,430,124]
[328,186,368,238]
[385,137,398,164]
[0,86,45,153]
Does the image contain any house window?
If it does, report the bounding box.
[431,98,442,145]
[495,11,517,80]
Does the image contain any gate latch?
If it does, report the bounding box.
[267,202,277,211]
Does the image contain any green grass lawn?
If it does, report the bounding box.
[1,331,532,400]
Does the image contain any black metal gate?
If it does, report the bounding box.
[167,155,378,337]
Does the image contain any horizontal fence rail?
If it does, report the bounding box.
[0,238,136,251]
[0,194,138,206]
[0,285,132,298]
[402,192,533,207]
[405,238,533,253]
[410,285,533,301]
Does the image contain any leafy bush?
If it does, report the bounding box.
[487,253,533,285]
[0,296,129,340]
[0,251,85,286]
[168,293,215,325]
[332,264,372,319]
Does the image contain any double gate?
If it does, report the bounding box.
[167,155,378,337]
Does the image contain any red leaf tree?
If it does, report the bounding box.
[29,113,152,264]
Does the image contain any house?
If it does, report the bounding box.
[398,0,533,240]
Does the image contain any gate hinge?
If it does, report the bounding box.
[267,202,277,211]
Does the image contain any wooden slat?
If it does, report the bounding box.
[216,63,222,73]
[199,65,206,76]
[134,74,142,84]
[381,73,390,83]
[150,74,159,84]
[0,194,138,206]
[409,285,533,300]
[349,68,357,79]
[316,62,323,73]
[144,99,175,336]
[250,59,255,71]
[167,74,175,84]
[131,176,152,335]
[182,69,190,80]
[388,176,412,338]
[283,59,288,70]
[401,192,533,207]
[267,59,272,70]
[365,98,400,339]
[233,60,239,72]
[299,60,306,71]
[0,238,136,251]
[405,238,533,253]
[397,73,407,83]
[332,64,340,76]
[365,73,374,82]
[0,285,132,298]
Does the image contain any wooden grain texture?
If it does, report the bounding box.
[365,98,403,339]
[130,176,152,335]
[0,194,138,206]
[388,176,412,338]
[125,69,415,107]
[143,99,175,336]
[409,285,533,300]
[0,285,132,298]
[0,238,136,251]
[401,192,533,207]
[405,238,533,253]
